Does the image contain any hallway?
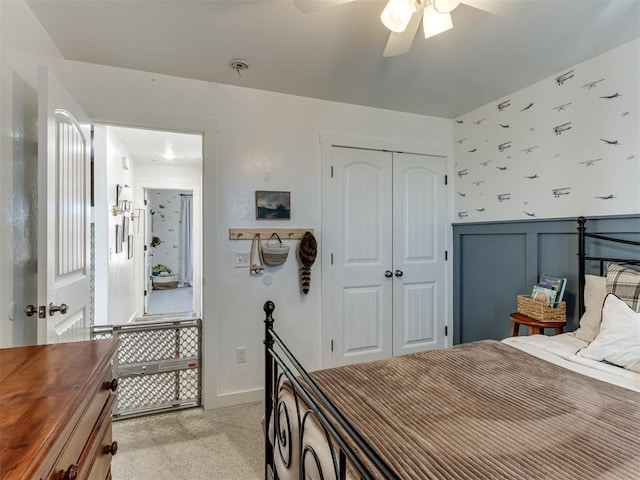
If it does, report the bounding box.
[147,286,193,316]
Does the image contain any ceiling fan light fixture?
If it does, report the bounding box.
[423,5,453,39]
[381,0,417,33]
[432,0,460,14]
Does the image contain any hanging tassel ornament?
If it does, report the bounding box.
[297,231,317,294]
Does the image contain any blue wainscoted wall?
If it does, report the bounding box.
[452,215,640,344]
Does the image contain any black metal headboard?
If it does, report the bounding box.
[577,216,640,317]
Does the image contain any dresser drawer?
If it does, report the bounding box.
[47,364,117,480]
[79,394,115,480]
[81,399,115,480]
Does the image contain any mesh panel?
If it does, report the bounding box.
[117,326,199,364]
[92,331,113,340]
[116,368,200,412]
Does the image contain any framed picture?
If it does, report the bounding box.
[127,235,134,259]
[255,191,291,220]
[123,216,129,238]
[115,225,123,253]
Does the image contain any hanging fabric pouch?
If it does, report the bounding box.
[250,233,264,275]
[262,233,290,266]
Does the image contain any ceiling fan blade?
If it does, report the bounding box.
[293,0,356,13]
[460,0,524,17]
[383,11,421,57]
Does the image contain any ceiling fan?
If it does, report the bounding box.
[294,0,515,57]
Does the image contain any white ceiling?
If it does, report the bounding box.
[110,126,202,169]
[27,0,640,119]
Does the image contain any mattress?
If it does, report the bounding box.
[270,337,640,480]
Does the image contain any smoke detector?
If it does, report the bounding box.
[229,59,249,76]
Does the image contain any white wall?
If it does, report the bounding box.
[62,61,453,406]
[107,128,137,324]
[453,39,640,222]
[0,0,65,347]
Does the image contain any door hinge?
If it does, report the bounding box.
[445,250,448,261]
[331,166,334,178]
[144,245,147,251]
[331,253,334,265]
[331,340,334,352]
[144,199,148,206]
[445,326,448,337]
[144,290,147,297]
[445,175,448,185]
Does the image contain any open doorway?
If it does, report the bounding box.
[145,188,195,316]
[93,125,202,326]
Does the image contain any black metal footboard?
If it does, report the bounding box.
[263,301,398,480]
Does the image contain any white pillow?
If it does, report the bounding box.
[577,294,640,373]
[573,274,607,343]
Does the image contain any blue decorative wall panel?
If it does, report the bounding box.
[453,215,640,344]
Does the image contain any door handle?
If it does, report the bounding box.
[394,270,404,278]
[384,270,393,278]
[49,303,69,316]
[24,305,38,317]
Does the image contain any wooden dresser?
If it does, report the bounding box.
[0,338,120,480]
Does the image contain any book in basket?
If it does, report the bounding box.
[530,284,558,305]
[538,274,567,303]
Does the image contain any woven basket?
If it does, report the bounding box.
[517,295,566,322]
[262,233,289,266]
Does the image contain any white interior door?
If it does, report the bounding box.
[37,67,92,344]
[392,153,447,355]
[329,147,393,366]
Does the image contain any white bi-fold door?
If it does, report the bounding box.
[325,146,447,366]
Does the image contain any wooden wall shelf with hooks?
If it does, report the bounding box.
[229,228,314,240]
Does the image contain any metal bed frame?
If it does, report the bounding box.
[577,216,640,316]
[265,217,640,480]
[263,300,395,479]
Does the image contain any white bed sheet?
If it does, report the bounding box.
[503,332,640,392]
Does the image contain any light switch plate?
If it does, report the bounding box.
[234,253,250,268]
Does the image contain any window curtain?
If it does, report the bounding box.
[179,194,193,287]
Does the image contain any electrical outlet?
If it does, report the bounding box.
[234,253,250,268]
[235,347,246,364]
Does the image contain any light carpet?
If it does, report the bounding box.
[112,401,263,480]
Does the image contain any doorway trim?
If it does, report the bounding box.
[319,133,454,368]
[85,105,219,408]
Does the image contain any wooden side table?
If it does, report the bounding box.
[509,312,565,336]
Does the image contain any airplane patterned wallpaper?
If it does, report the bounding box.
[453,39,639,223]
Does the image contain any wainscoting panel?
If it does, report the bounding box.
[453,215,640,344]
[459,234,526,343]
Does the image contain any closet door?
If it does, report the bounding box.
[392,153,447,355]
[329,147,393,366]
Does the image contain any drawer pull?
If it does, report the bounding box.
[63,464,78,480]
[103,378,118,392]
[103,440,119,456]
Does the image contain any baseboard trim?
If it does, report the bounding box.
[205,387,264,409]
